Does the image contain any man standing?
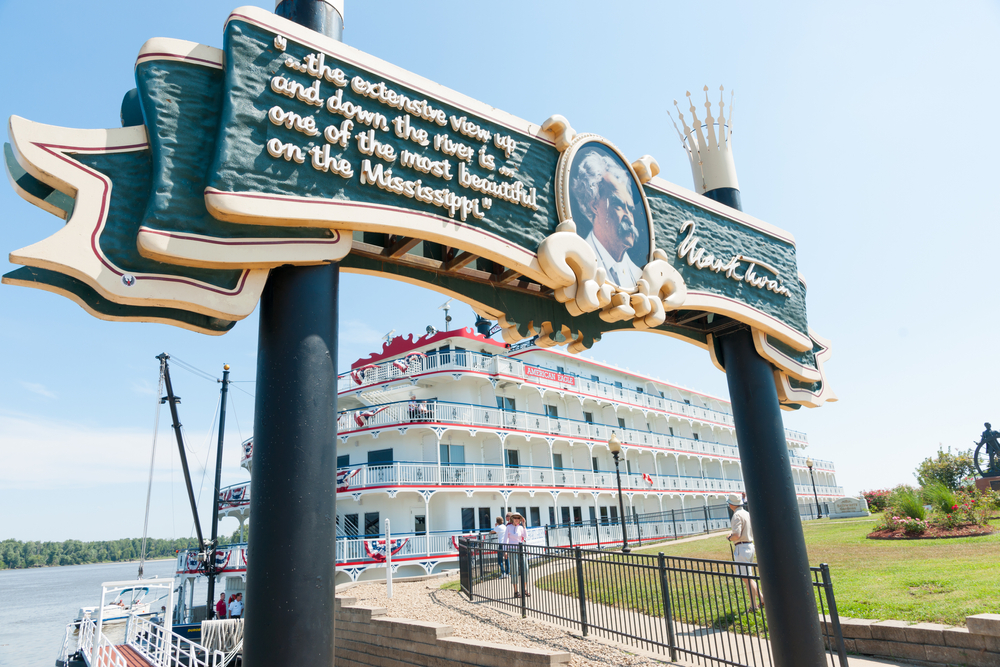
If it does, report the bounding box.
[228,592,244,620]
[571,150,644,289]
[490,515,509,575]
[727,494,764,612]
[215,592,227,620]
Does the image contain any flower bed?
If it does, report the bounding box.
[868,523,994,539]
[867,485,998,540]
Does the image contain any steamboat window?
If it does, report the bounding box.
[614,381,623,389]
[572,506,582,523]
[344,514,359,537]
[368,448,392,464]
[693,433,700,441]
[610,506,618,521]
[440,444,465,464]
[591,375,599,382]
[505,449,520,467]
[556,366,564,374]
[600,506,608,523]
[364,512,380,537]
[478,507,492,531]
[461,508,475,531]
[617,417,626,429]
[516,506,526,520]
[592,457,599,472]
[669,427,674,436]
[584,411,594,423]
[545,404,559,418]
[560,507,571,524]
[552,453,563,470]
[414,515,426,534]
[496,396,516,411]
[454,346,466,366]
[337,454,350,468]
[548,507,556,525]
[588,507,597,524]
[529,507,540,527]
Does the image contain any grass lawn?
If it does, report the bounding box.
[636,515,1000,626]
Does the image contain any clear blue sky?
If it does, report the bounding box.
[2,1,998,541]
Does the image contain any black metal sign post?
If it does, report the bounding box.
[243,3,344,666]
[708,188,827,667]
[206,364,231,618]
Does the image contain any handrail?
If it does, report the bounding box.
[338,349,748,427]
[127,614,226,667]
[78,617,127,667]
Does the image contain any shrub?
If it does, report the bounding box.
[863,489,891,512]
[890,486,926,521]
[915,448,975,490]
[890,515,930,535]
[922,482,958,515]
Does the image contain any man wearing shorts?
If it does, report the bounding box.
[727,495,764,612]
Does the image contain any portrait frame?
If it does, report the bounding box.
[555,134,655,291]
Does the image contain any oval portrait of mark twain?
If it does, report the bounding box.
[558,137,653,291]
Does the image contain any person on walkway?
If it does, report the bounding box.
[228,593,243,619]
[503,513,528,598]
[215,593,227,619]
[491,516,509,575]
[727,495,764,612]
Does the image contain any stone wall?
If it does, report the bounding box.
[334,596,571,667]
[824,614,1000,667]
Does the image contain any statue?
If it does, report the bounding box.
[973,423,1000,477]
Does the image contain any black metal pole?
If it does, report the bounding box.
[207,364,231,618]
[157,354,205,550]
[613,452,630,553]
[244,6,344,666]
[809,466,822,519]
[707,186,826,667]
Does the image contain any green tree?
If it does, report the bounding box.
[915,447,975,490]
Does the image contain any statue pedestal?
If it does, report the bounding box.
[975,477,1000,492]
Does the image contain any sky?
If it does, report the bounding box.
[1,0,998,542]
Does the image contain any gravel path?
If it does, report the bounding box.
[339,576,668,666]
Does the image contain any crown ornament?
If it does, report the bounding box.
[669,85,737,194]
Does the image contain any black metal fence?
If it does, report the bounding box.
[458,539,848,667]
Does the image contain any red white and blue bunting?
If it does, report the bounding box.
[336,467,361,490]
[354,405,389,427]
[363,538,409,562]
[451,533,479,550]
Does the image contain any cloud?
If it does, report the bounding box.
[21,381,56,398]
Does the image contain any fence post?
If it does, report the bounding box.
[820,564,850,667]
[634,512,642,545]
[545,525,550,552]
[657,553,678,662]
[671,509,678,540]
[567,522,574,548]
[574,546,589,637]
[595,520,602,550]
[518,543,527,618]
[703,506,710,534]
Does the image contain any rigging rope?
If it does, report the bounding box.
[138,360,166,579]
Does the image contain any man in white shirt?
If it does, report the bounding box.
[727,495,764,612]
[228,593,243,619]
[491,515,509,575]
[571,150,644,290]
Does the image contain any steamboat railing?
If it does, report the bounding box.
[458,539,849,667]
[340,349,743,427]
[125,615,226,667]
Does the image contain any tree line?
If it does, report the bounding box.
[0,531,246,570]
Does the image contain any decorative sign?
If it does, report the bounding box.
[524,365,576,387]
[828,496,870,519]
[2,6,834,408]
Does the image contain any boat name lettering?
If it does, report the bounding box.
[525,365,576,385]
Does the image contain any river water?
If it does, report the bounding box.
[0,558,204,667]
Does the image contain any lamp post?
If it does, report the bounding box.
[807,458,822,520]
[609,432,630,553]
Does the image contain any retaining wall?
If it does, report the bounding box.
[334,595,571,667]
[823,613,1000,667]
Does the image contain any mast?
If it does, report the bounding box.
[207,364,231,618]
[156,353,206,552]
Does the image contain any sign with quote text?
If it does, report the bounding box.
[3,5,834,408]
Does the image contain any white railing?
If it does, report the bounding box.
[789,454,835,471]
[339,351,743,428]
[795,484,844,496]
[78,617,127,667]
[126,615,225,667]
[338,400,743,459]
[336,460,747,495]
